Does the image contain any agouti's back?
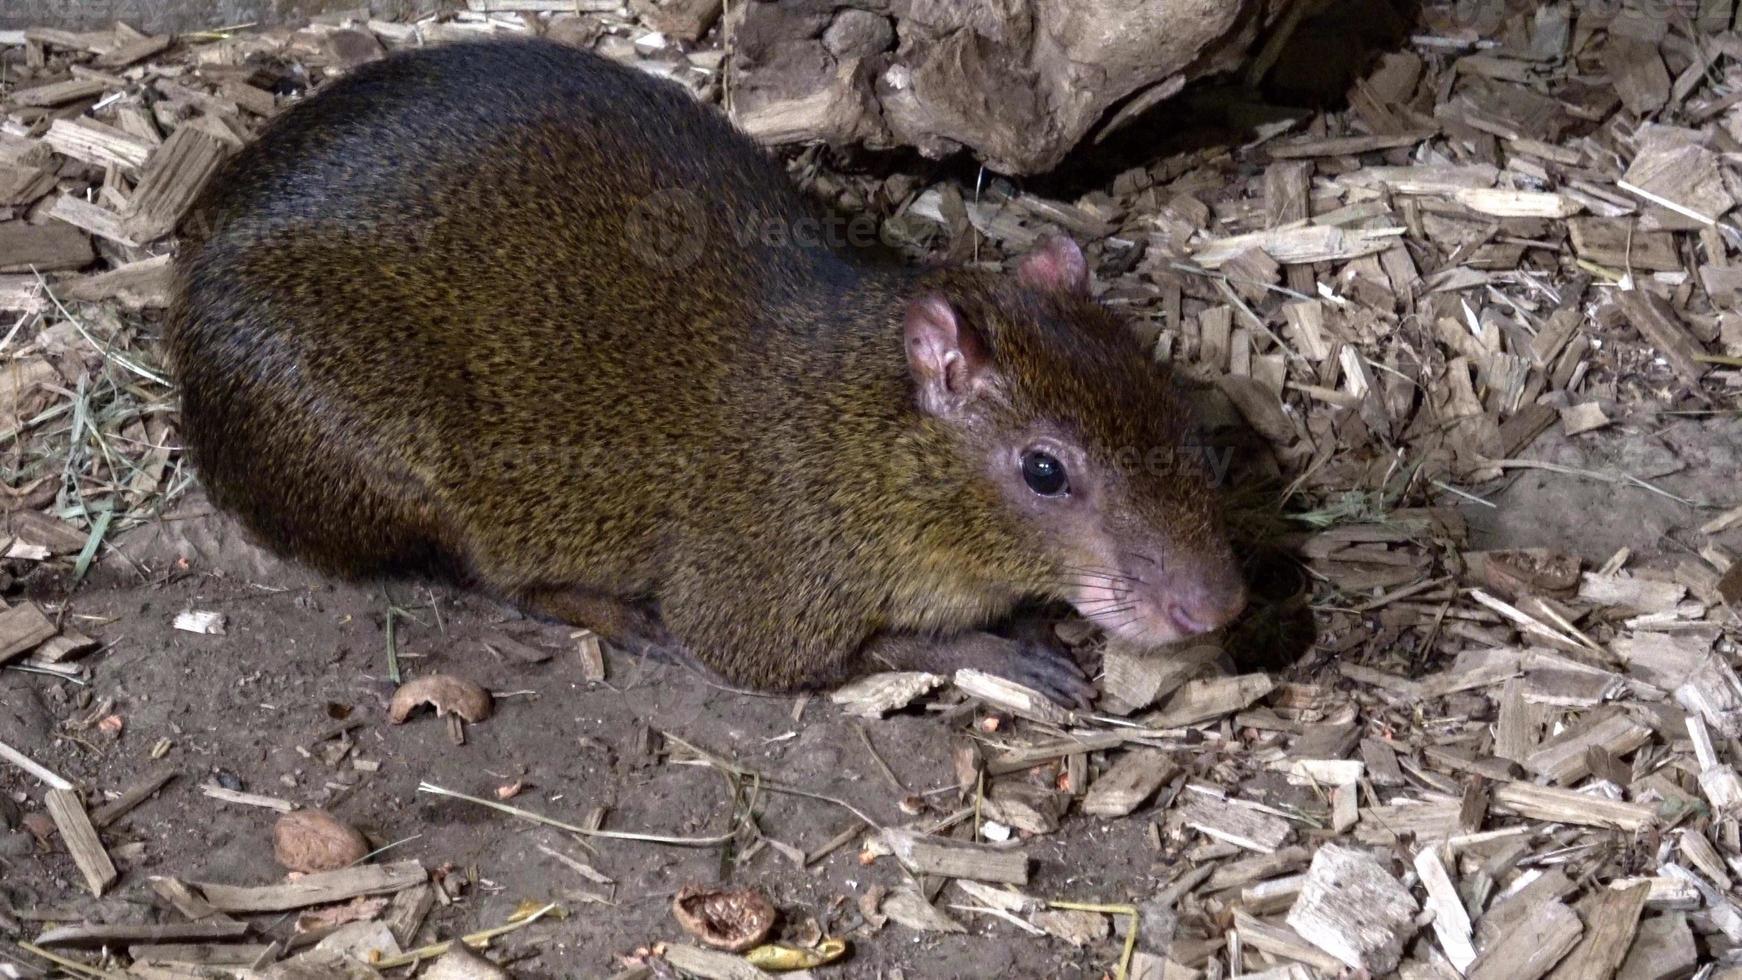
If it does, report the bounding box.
[172,39,901,592]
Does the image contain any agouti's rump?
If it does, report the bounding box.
[169,38,1246,704]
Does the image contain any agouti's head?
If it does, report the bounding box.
[907,235,1247,646]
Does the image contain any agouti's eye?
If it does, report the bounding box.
[1021,450,1069,497]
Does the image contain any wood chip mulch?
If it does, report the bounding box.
[4,1,1742,977]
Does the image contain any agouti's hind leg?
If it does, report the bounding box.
[517,586,720,678]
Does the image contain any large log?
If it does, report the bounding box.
[730,0,1294,175]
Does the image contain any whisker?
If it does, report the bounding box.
[1038,576,1134,596]
[1073,605,1142,619]
[1057,563,1139,583]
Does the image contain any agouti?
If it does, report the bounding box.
[167,38,1247,705]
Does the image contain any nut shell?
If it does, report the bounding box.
[389,675,493,724]
[273,809,369,873]
[671,883,777,952]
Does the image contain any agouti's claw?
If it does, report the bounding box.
[1008,641,1096,710]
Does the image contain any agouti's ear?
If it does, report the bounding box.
[1016,234,1090,295]
[904,294,991,416]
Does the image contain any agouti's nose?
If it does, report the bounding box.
[1167,581,1248,636]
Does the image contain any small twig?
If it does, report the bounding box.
[383,599,403,684]
[854,722,908,796]
[0,735,74,790]
[352,833,421,866]
[1353,575,1454,614]
[417,782,749,847]
[18,942,117,978]
[371,901,562,969]
[949,903,1046,935]
[32,269,170,386]
[1489,457,1695,505]
[803,823,862,867]
[1429,478,1496,508]
[661,730,885,829]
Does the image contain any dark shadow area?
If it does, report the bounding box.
[1031,0,1424,198]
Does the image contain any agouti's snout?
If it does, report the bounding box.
[1165,569,1248,637]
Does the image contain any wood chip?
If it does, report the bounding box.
[91,770,176,828]
[1100,641,1220,713]
[173,610,227,635]
[93,33,171,69]
[382,883,437,948]
[830,671,945,719]
[199,782,295,812]
[1284,844,1418,974]
[1609,875,1700,911]
[184,859,427,912]
[1615,290,1708,390]
[11,77,109,108]
[953,668,1072,725]
[575,629,606,682]
[0,601,57,664]
[661,943,776,979]
[1612,631,1709,689]
[879,887,966,934]
[1413,846,1476,971]
[1148,673,1275,728]
[124,126,232,241]
[129,943,273,966]
[1477,869,1576,948]
[1559,401,1610,436]
[1178,793,1292,854]
[1454,188,1580,219]
[1081,748,1179,817]
[1191,225,1401,269]
[36,920,249,948]
[1282,300,1333,361]
[1545,881,1650,980]
[1467,898,1582,980]
[1615,913,1697,980]
[1267,131,1435,159]
[48,194,141,248]
[1489,782,1657,831]
[60,253,175,309]
[42,117,155,172]
[1618,130,1735,226]
[1031,909,1108,946]
[0,220,93,272]
[1232,909,1345,974]
[880,828,1028,885]
[1523,712,1651,784]
[1579,574,1687,615]
[45,789,118,897]
[1567,218,1680,271]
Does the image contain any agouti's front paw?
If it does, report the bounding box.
[959,634,1096,710]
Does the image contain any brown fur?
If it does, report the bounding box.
[167,38,1240,692]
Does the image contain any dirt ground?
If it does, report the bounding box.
[5,496,1153,979]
